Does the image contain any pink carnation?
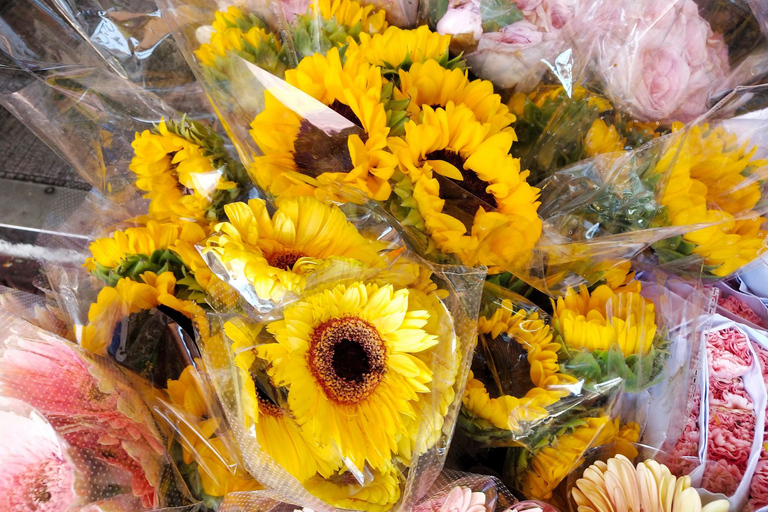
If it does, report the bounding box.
[595,0,730,123]
[719,295,765,327]
[752,342,768,386]
[706,407,756,469]
[666,388,701,475]
[0,324,165,508]
[709,377,754,411]
[0,405,80,512]
[702,459,746,497]
[706,327,754,379]
[749,454,768,508]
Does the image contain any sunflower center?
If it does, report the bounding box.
[267,251,304,270]
[498,333,537,398]
[425,149,498,210]
[309,316,386,405]
[292,100,367,177]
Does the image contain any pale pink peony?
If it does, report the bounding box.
[480,20,543,47]
[0,320,166,508]
[706,327,754,379]
[719,295,765,327]
[436,0,483,40]
[595,0,730,123]
[0,404,80,512]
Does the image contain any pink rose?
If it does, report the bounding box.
[281,0,312,23]
[437,0,483,40]
[481,20,544,47]
[543,0,577,30]
[596,0,730,123]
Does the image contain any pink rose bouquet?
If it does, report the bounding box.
[593,0,729,124]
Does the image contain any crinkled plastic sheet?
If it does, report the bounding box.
[0,0,211,114]
[193,199,486,511]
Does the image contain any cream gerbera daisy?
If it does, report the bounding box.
[256,281,439,472]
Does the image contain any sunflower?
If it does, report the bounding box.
[203,197,389,303]
[81,271,208,356]
[256,281,440,472]
[388,102,542,268]
[519,417,640,501]
[462,301,578,439]
[397,59,514,135]
[344,25,464,75]
[656,123,768,276]
[223,317,340,482]
[584,118,625,157]
[129,119,246,222]
[249,47,399,200]
[195,6,288,76]
[303,465,402,512]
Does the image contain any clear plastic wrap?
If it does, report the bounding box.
[192,196,485,512]
[0,310,202,511]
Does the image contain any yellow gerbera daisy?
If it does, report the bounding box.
[130,120,242,222]
[552,285,657,356]
[344,25,460,73]
[657,123,768,276]
[203,197,389,303]
[223,317,340,482]
[249,47,398,200]
[397,59,515,135]
[303,465,402,512]
[81,271,208,356]
[520,417,640,501]
[388,103,542,268]
[462,301,578,436]
[256,281,439,472]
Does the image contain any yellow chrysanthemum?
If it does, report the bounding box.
[249,47,397,201]
[84,220,208,272]
[552,285,657,356]
[130,121,237,221]
[397,59,514,135]
[585,118,626,157]
[224,318,340,482]
[521,417,640,501]
[204,197,388,302]
[256,281,440,472]
[463,302,577,434]
[658,123,768,276]
[345,25,452,71]
[389,102,542,268]
[303,465,402,512]
[81,271,208,355]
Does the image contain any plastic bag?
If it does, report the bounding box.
[194,197,485,512]
[0,310,202,511]
[410,470,517,512]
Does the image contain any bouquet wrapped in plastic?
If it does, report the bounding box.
[160,0,544,279]
[196,195,485,511]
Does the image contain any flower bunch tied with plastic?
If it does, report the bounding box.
[179,0,545,275]
[550,274,669,393]
[197,195,483,512]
